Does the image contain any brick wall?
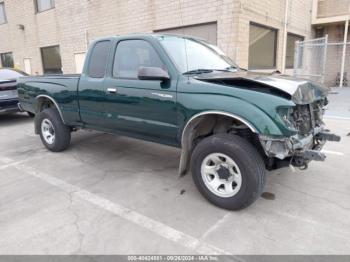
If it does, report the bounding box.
[0,0,313,74]
[323,24,350,87]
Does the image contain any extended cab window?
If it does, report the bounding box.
[113,40,165,79]
[88,41,111,78]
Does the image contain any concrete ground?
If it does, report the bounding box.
[0,90,350,255]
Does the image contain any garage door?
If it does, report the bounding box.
[155,22,217,45]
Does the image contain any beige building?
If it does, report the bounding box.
[0,0,314,75]
[311,0,350,87]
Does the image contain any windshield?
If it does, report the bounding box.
[157,35,237,74]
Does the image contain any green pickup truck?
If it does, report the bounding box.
[18,34,340,210]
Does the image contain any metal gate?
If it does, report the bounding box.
[293,36,328,84]
[294,35,350,87]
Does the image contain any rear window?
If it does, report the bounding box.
[88,41,111,78]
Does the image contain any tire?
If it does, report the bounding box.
[191,133,265,210]
[27,112,35,118]
[37,108,71,152]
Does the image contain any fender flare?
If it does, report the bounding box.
[34,95,66,134]
[178,110,257,176]
[35,95,66,124]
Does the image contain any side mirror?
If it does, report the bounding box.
[138,67,170,81]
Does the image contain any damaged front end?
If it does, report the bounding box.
[259,99,341,170]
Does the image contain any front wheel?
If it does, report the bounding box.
[37,108,71,152]
[191,134,265,210]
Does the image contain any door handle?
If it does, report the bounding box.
[107,88,117,94]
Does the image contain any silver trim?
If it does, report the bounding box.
[178,111,257,175]
[151,92,173,99]
[107,88,117,93]
[17,102,24,112]
[36,95,66,124]
[181,110,257,147]
[41,118,56,145]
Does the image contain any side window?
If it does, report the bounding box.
[113,40,165,79]
[88,41,111,78]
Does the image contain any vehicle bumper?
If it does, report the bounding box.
[259,127,341,168]
[0,99,20,114]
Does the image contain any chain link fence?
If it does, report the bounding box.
[294,36,350,87]
[293,36,327,84]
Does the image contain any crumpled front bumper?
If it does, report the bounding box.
[259,127,341,168]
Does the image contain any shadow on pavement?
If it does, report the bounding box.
[327,87,350,118]
[0,113,33,126]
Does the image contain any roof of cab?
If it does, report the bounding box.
[93,33,205,42]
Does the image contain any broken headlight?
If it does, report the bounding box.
[277,106,297,130]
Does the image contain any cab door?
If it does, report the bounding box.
[103,39,178,145]
[78,40,111,127]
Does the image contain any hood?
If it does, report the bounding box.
[195,71,329,104]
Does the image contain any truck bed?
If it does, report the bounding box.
[17,74,81,124]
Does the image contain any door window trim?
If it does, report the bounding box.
[111,39,169,80]
[87,40,112,79]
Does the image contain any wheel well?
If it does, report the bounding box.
[179,114,264,175]
[36,97,57,113]
[34,96,65,134]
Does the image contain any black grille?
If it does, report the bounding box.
[293,100,324,135]
[293,105,312,134]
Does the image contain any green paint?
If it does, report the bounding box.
[18,34,326,148]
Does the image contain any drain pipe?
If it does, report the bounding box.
[84,29,89,51]
[339,18,349,88]
[281,0,289,74]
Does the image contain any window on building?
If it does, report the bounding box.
[35,0,55,13]
[248,23,277,69]
[0,2,7,24]
[286,33,304,69]
[1,52,14,68]
[41,46,62,74]
[315,27,325,38]
[155,22,218,45]
[87,41,111,78]
[113,40,165,79]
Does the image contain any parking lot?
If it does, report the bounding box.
[1,89,350,255]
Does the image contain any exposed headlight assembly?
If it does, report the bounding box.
[277,106,297,131]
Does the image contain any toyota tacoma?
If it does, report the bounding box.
[17,34,340,210]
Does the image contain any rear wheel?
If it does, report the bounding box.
[191,134,265,210]
[37,108,71,152]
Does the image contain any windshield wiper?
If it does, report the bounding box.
[224,65,238,71]
[183,66,240,75]
[222,66,247,71]
[183,69,213,75]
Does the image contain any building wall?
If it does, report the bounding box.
[236,0,313,70]
[0,0,313,75]
[322,24,350,87]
